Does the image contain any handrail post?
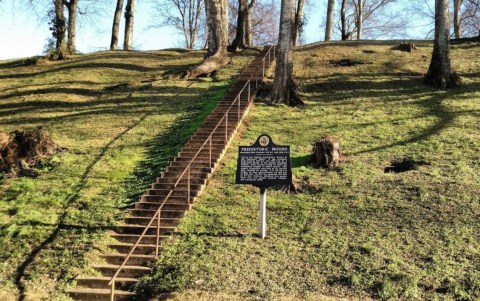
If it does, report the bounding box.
[155,210,160,258]
[110,281,115,301]
[225,114,228,142]
[248,80,251,101]
[255,66,258,88]
[209,136,212,167]
[268,50,271,64]
[273,45,276,59]
[237,95,240,120]
[262,59,265,77]
[187,166,190,204]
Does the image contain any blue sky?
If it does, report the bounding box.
[0,0,430,61]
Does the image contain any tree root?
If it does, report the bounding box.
[181,53,230,79]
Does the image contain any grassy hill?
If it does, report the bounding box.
[1,41,479,301]
[0,48,259,300]
[137,42,480,301]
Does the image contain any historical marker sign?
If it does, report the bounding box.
[236,134,292,187]
[236,134,292,239]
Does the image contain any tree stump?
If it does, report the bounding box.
[0,128,63,177]
[312,136,341,168]
[395,43,417,52]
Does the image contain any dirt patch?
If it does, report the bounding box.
[330,59,364,67]
[384,157,430,173]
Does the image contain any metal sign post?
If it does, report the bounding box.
[259,187,267,239]
[236,134,292,239]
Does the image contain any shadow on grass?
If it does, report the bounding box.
[13,112,153,301]
[301,73,480,155]
[0,85,209,125]
[291,154,311,168]
[0,62,158,80]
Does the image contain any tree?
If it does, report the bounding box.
[152,0,204,49]
[267,0,304,106]
[110,0,124,50]
[54,0,67,59]
[293,0,304,46]
[65,0,78,54]
[458,0,480,37]
[230,0,247,50]
[182,0,230,79]
[425,0,461,88]
[245,0,256,46]
[228,0,279,46]
[325,0,334,41]
[453,0,463,38]
[413,0,479,39]
[340,0,350,40]
[356,0,362,39]
[336,0,402,40]
[124,0,136,50]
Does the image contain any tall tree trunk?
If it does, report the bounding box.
[124,0,136,50]
[453,0,463,38]
[425,0,461,88]
[230,0,248,51]
[357,0,362,40]
[267,0,304,106]
[66,0,78,54]
[325,0,334,41]
[245,0,256,47]
[293,0,304,46]
[182,0,230,79]
[54,0,67,59]
[340,0,348,40]
[110,0,124,50]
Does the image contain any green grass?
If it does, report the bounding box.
[137,42,480,301]
[0,48,260,300]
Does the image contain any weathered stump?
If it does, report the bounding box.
[312,136,341,168]
[0,128,63,177]
[395,43,417,52]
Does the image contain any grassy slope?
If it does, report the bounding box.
[138,42,480,301]
[0,48,259,300]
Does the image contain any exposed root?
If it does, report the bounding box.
[181,53,230,80]
[1,128,64,177]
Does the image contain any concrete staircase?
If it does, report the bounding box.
[67,46,275,301]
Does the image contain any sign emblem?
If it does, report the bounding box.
[259,135,270,147]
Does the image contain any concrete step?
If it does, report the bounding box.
[68,288,134,301]
[160,170,210,180]
[128,208,186,218]
[75,276,138,290]
[140,194,193,203]
[164,165,211,173]
[107,243,158,255]
[116,223,176,235]
[123,216,181,227]
[100,253,155,266]
[110,233,170,244]
[178,148,224,156]
[155,177,207,185]
[135,201,190,211]
[92,264,150,278]
[147,189,198,198]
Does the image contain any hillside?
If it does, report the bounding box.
[0,48,259,300]
[138,42,480,301]
[0,41,479,301]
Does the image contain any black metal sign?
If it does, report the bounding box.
[236,134,292,187]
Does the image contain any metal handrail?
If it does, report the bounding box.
[108,45,275,300]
